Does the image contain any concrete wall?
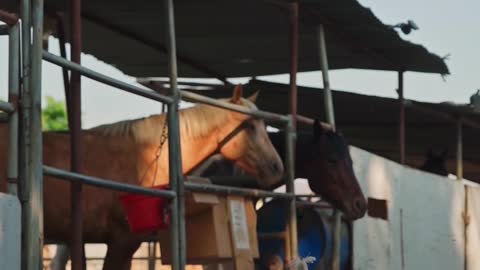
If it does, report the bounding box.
[350,146,465,270]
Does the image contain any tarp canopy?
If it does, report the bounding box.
[149,79,480,182]
[3,0,449,78]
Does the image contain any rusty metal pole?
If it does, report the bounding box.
[398,71,405,164]
[318,24,340,270]
[285,1,299,265]
[69,0,84,269]
[456,118,463,180]
[56,13,72,130]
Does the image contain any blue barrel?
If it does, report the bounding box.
[256,199,350,270]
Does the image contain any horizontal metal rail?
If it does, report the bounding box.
[0,100,14,113]
[43,166,176,198]
[42,51,174,104]
[185,176,294,199]
[0,9,19,25]
[0,24,9,35]
[180,90,290,123]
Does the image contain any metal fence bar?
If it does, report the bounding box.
[69,0,85,267]
[42,51,174,104]
[0,100,14,113]
[164,0,186,268]
[319,24,341,270]
[43,166,176,198]
[180,90,290,122]
[26,0,45,269]
[185,177,295,199]
[7,21,20,195]
[20,0,33,269]
[285,118,298,260]
[0,9,19,25]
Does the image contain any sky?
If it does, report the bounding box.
[0,0,479,128]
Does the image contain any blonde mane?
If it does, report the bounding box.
[88,97,258,144]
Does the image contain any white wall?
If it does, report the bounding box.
[0,193,21,270]
[350,146,465,270]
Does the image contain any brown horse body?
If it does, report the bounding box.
[0,86,284,270]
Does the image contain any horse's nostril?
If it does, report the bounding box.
[353,198,366,213]
[271,162,280,172]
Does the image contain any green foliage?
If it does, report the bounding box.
[42,96,68,131]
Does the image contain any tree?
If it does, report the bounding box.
[42,96,68,131]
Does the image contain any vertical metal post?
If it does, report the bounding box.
[7,22,20,195]
[56,13,72,129]
[318,25,335,126]
[398,71,405,164]
[165,0,186,269]
[456,118,463,180]
[27,0,44,269]
[19,0,32,268]
[286,1,299,264]
[285,118,298,262]
[318,24,340,270]
[69,0,84,268]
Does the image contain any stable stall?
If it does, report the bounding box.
[0,0,450,270]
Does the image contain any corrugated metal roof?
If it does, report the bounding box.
[3,0,449,78]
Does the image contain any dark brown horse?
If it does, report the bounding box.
[203,119,367,220]
[419,148,449,176]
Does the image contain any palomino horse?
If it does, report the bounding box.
[204,119,367,220]
[0,85,284,270]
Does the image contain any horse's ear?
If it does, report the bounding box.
[247,90,259,103]
[231,84,243,104]
[313,119,323,139]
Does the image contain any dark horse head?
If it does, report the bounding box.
[292,120,367,220]
[419,148,449,176]
[200,119,367,220]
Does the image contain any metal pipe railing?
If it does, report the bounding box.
[164,0,186,269]
[185,177,295,199]
[20,0,34,269]
[7,21,20,196]
[0,9,19,25]
[0,100,14,113]
[179,90,290,123]
[42,51,174,104]
[25,1,45,269]
[43,166,176,199]
[284,117,298,260]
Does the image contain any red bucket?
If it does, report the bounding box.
[119,185,171,233]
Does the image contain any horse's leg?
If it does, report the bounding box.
[102,240,141,270]
[50,244,70,270]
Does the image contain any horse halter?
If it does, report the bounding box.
[215,118,254,153]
